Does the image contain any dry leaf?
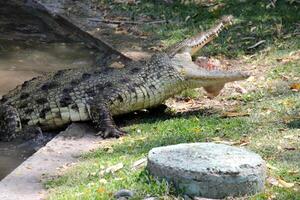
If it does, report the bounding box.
[115,27,128,35]
[231,138,250,146]
[148,46,163,52]
[283,135,296,139]
[290,83,300,91]
[267,177,280,186]
[221,111,249,118]
[280,99,296,108]
[212,139,235,145]
[239,141,250,146]
[103,146,114,153]
[283,146,296,151]
[267,177,295,188]
[278,179,295,188]
[266,163,279,171]
[99,178,108,184]
[110,62,125,69]
[97,187,106,193]
[192,127,201,134]
[234,84,247,94]
[288,170,299,175]
[106,163,124,173]
[100,163,124,176]
[132,158,147,170]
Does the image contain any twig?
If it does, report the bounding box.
[247,40,266,50]
[88,18,169,25]
[241,36,256,41]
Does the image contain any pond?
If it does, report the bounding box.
[0,41,95,180]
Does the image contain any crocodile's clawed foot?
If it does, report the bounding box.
[97,127,126,139]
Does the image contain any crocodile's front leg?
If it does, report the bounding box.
[90,101,126,138]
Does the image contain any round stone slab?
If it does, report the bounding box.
[147,143,266,198]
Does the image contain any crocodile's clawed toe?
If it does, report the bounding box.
[98,127,126,139]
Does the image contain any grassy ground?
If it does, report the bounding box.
[46,0,299,199]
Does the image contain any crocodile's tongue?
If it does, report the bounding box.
[192,56,249,98]
[189,57,249,82]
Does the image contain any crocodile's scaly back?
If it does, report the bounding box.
[0,54,187,140]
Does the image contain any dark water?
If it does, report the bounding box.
[0,41,96,180]
[0,141,35,180]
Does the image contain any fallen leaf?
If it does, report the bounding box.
[192,127,202,133]
[239,141,250,146]
[221,111,249,118]
[103,146,114,153]
[234,84,247,94]
[132,158,147,170]
[267,177,295,188]
[283,135,296,139]
[115,27,128,35]
[278,179,295,188]
[148,46,163,52]
[99,178,108,184]
[290,83,300,91]
[267,177,280,187]
[108,163,123,173]
[213,141,233,145]
[280,99,296,108]
[110,62,125,69]
[288,169,299,175]
[99,163,124,176]
[231,138,250,146]
[96,187,106,193]
[266,163,279,171]
[283,146,296,151]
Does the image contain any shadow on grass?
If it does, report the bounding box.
[114,105,218,128]
[90,107,251,158]
[287,119,300,129]
[104,0,299,57]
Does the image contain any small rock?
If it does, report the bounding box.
[114,189,134,199]
[183,194,192,200]
[117,197,128,200]
[143,197,158,200]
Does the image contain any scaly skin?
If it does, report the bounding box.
[0,15,249,141]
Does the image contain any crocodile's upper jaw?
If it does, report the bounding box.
[188,15,234,56]
[169,15,234,57]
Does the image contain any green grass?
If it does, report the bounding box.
[46,1,300,199]
[99,0,299,57]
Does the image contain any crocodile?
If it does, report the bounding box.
[0,15,249,141]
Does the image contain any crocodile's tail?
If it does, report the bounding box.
[0,105,22,141]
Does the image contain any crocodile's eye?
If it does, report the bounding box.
[41,81,59,91]
[130,67,140,74]
[70,79,80,86]
[20,92,30,100]
[36,98,48,104]
[81,73,92,80]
